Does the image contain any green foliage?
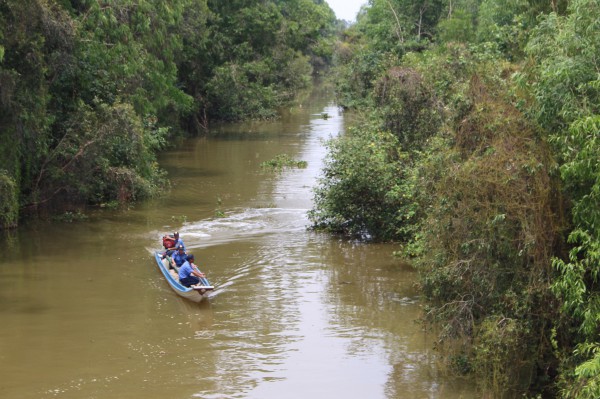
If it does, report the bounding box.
[316,0,600,396]
[558,116,600,232]
[522,2,600,396]
[552,116,600,398]
[473,317,532,396]
[205,50,313,121]
[0,170,18,229]
[73,0,194,120]
[553,230,600,339]
[437,7,475,44]
[324,7,569,391]
[309,122,418,241]
[213,194,225,217]
[355,0,406,53]
[524,0,600,133]
[206,62,280,121]
[372,66,442,150]
[278,0,336,59]
[0,0,71,199]
[571,343,600,399]
[475,0,529,59]
[260,154,307,171]
[402,44,476,126]
[0,0,176,217]
[201,0,335,121]
[333,0,456,109]
[332,46,386,108]
[52,210,89,223]
[414,61,562,394]
[356,0,445,52]
[35,101,167,207]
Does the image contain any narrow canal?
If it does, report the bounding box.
[0,85,476,398]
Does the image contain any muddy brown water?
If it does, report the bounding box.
[0,86,476,398]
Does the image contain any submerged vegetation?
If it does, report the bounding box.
[260,154,308,172]
[308,0,600,397]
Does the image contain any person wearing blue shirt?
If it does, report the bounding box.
[164,231,186,252]
[178,254,205,287]
[172,232,185,252]
[169,245,187,269]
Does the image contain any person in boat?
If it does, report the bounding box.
[162,231,186,258]
[169,245,188,269]
[162,235,177,257]
[178,254,205,287]
[163,231,185,250]
[170,231,185,251]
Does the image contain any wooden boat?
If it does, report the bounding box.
[153,251,214,303]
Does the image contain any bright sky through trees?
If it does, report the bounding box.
[325,0,366,22]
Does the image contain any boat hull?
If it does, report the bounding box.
[153,251,213,303]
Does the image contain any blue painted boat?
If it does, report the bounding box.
[153,251,214,303]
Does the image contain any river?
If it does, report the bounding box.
[0,85,476,398]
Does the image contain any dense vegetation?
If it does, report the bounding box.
[309,0,600,397]
[0,0,336,222]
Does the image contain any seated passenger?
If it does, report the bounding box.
[169,245,187,269]
[162,235,177,257]
[178,254,205,287]
[171,231,185,252]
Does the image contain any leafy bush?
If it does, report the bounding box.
[373,66,442,150]
[35,101,167,208]
[551,117,600,398]
[206,62,280,121]
[473,317,532,396]
[309,121,418,241]
[332,45,386,109]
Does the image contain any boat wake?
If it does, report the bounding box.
[152,206,310,251]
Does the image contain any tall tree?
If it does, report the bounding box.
[526,1,600,396]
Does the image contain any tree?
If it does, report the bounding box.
[0,0,75,210]
[551,116,600,399]
[516,0,600,396]
[309,123,417,241]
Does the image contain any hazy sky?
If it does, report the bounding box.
[325,0,367,22]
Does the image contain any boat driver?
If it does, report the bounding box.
[178,254,205,287]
